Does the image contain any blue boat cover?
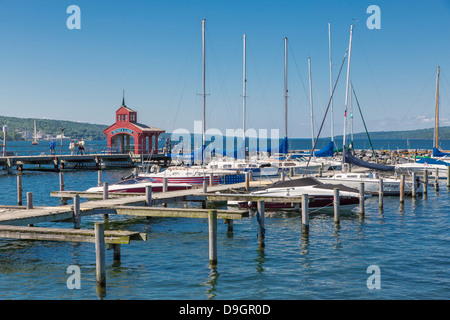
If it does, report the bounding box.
[416,157,450,166]
[343,147,395,171]
[432,147,450,158]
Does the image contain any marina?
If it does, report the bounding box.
[0,0,450,304]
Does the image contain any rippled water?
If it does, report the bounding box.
[0,168,449,300]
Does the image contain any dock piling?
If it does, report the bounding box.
[97,170,102,187]
[435,168,439,192]
[208,209,217,265]
[145,185,152,206]
[17,175,22,206]
[103,182,108,200]
[302,194,309,235]
[359,183,365,216]
[447,166,450,189]
[73,194,80,229]
[423,170,428,197]
[400,174,405,204]
[333,188,340,225]
[26,192,33,210]
[412,172,416,198]
[378,178,384,210]
[257,201,265,247]
[94,222,106,288]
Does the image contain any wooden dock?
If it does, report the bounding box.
[0,152,172,172]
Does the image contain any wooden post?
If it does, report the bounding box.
[447,166,450,189]
[26,192,33,210]
[245,172,250,191]
[112,244,121,264]
[411,172,416,198]
[145,185,152,206]
[208,209,217,265]
[400,174,405,204]
[359,182,365,216]
[257,201,265,247]
[226,219,233,233]
[59,172,65,191]
[423,169,428,197]
[435,168,439,192]
[97,170,102,187]
[379,178,384,210]
[73,194,80,229]
[203,176,207,193]
[289,167,294,177]
[319,163,323,177]
[302,194,309,235]
[103,182,108,200]
[163,177,168,193]
[17,175,22,206]
[334,188,340,225]
[94,222,106,288]
[209,173,214,186]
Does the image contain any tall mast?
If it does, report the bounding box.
[202,18,206,164]
[308,57,314,150]
[434,66,440,149]
[242,34,247,148]
[284,37,288,143]
[350,82,354,148]
[342,25,354,173]
[328,23,334,144]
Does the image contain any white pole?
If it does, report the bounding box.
[329,23,334,144]
[242,34,247,146]
[342,25,354,173]
[308,57,314,150]
[284,37,288,141]
[202,18,206,165]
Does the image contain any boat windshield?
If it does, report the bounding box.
[116,177,157,185]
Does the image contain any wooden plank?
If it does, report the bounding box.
[206,193,304,203]
[0,225,146,244]
[114,206,249,219]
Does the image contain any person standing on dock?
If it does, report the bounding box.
[69,140,75,155]
[49,140,56,155]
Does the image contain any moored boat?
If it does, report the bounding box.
[86,176,192,193]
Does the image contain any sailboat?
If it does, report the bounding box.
[32,119,39,145]
[395,66,450,178]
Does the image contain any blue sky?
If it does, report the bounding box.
[0,0,449,138]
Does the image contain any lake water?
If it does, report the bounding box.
[0,139,449,301]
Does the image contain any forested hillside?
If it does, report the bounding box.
[0,116,108,141]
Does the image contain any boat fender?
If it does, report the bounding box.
[151,165,161,173]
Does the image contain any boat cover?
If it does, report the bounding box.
[432,147,450,158]
[416,157,450,166]
[343,147,395,171]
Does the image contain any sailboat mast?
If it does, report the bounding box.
[242,33,247,147]
[202,18,206,164]
[284,37,288,143]
[434,65,440,149]
[328,23,334,144]
[308,57,314,150]
[342,25,354,173]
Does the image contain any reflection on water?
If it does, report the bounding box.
[202,266,220,300]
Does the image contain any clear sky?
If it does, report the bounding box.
[0,0,449,139]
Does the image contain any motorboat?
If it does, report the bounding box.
[85,176,192,193]
[229,177,368,211]
[206,158,279,177]
[317,171,422,196]
[138,166,229,185]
